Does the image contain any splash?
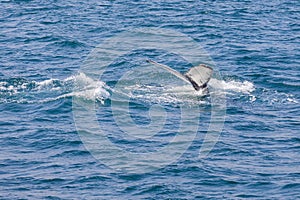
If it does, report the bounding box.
[261,90,299,105]
[208,77,298,105]
[1,72,297,106]
[0,73,110,104]
[209,78,255,94]
[114,83,208,106]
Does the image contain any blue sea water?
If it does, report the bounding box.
[0,0,299,199]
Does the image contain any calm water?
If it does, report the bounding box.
[1,0,299,199]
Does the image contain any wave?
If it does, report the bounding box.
[209,79,255,94]
[0,72,297,105]
[0,73,110,104]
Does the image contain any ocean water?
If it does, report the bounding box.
[0,0,299,199]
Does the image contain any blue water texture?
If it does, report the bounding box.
[0,0,299,199]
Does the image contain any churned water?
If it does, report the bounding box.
[0,0,299,199]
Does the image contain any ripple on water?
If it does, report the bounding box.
[0,0,300,199]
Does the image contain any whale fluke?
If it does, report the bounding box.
[146,59,213,91]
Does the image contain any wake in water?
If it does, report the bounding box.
[0,73,109,104]
[0,72,297,105]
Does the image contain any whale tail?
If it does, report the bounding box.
[146,59,213,91]
[184,64,213,91]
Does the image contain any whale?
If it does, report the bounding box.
[146,59,213,91]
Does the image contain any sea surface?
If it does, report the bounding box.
[0,0,299,199]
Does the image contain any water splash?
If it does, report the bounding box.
[0,73,110,104]
[1,72,297,106]
[208,77,298,105]
[209,78,255,94]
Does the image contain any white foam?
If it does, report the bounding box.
[65,73,110,103]
[116,83,208,106]
[40,87,110,104]
[287,98,298,104]
[0,73,110,104]
[209,78,255,94]
[3,72,298,107]
[36,79,57,87]
[0,82,6,90]
[66,72,98,87]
